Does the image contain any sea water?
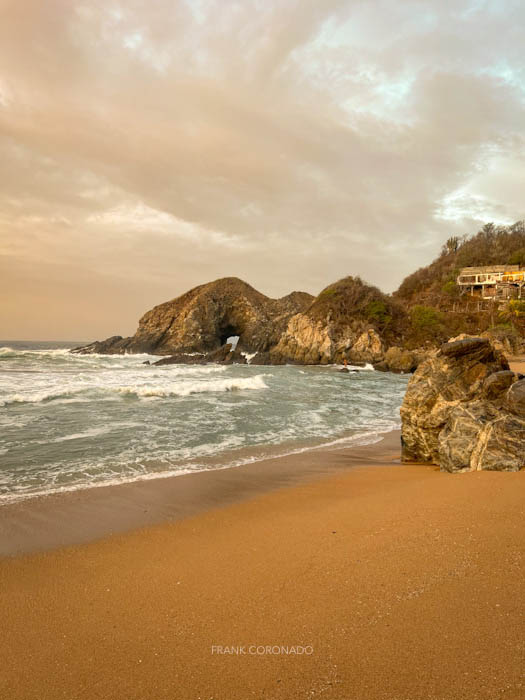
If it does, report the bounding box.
[0,341,409,502]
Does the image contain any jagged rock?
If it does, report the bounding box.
[154,353,206,366]
[204,345,247,364]
[401,335,524,472]
[269,276,407,365]
[481,329,525,357]
[72,278,313,356]
[505,379,525,416]
[153,345,247,366]
[439,401,525,473]
[482,371,517,401]
[348,330,384,364]
[250,351,289,365]
[400,336,508,463]
[71,336,135,355]
[440,336,493,360]
[380,346,419,374]
[437,401,498,472]
[271,314,335,364]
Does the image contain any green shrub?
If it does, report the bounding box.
[509,248,525,266]
[366,300,392,327]
[442,280,459,296]
[318,288,337,299]
[509,300,525,317]
[410,305,441,337]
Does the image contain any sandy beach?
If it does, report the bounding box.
[509,356,525,374]
[1,421,525,700]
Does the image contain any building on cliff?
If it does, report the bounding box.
[457,265,525,300]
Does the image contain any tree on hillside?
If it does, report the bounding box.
[396,220,525,305]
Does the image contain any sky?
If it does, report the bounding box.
[1,0,524,340]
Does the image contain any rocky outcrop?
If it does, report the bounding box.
[72,278,314,356]
[401,336,525,472]
[154,344,247,366]
[374,346,420,374]
[481,328,525,357]
[269,277,407,365]
[72,274,412,365]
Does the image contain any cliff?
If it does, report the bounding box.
[73,275,416,368]
[268,276,407,365]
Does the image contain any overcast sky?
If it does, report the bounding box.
[1,0,524,340]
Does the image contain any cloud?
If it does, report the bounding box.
[0,0,524,338]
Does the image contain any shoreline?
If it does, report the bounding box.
[2,428,524,699]
[0,429,401,557]
[1,357,521,558]
[0,422,394,506]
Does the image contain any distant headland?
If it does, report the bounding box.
[73,221,525,368]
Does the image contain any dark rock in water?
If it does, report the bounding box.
[207,345,246,365]
[374,347,423,374]
[383,346,419,373]
[71,336,135,355]
[250,351,289,365]
[401,335,524,472]
[339,368,349,373]
[142,360,150,365]
[154,353,206,366]
[153,344,247,366]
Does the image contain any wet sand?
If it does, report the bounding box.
[0,431,401,556]
[509,356,525,374]
[1,428,525,700]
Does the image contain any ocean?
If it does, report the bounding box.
[0,341,409,502]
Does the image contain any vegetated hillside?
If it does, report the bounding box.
[269,276,410,365]
[394,221,525,349]
[307,276,407,346]
[395,221,525,307]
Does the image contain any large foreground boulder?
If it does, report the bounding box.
[401,336,525,472]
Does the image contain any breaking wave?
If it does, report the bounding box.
[0,341,409,502]
[0,374,268,406]
[116,375,269,398]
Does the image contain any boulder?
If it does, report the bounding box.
[401,335,524,472]
[383,346,418,373]
[482,371,517,402]
[153,353,206,366]
[505,379,525,416]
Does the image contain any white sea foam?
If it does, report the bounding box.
[0,348,409,503]
[116,375,269,399]
[0,389,76,406]
[0,424,399,504]
[51,427,112,443]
